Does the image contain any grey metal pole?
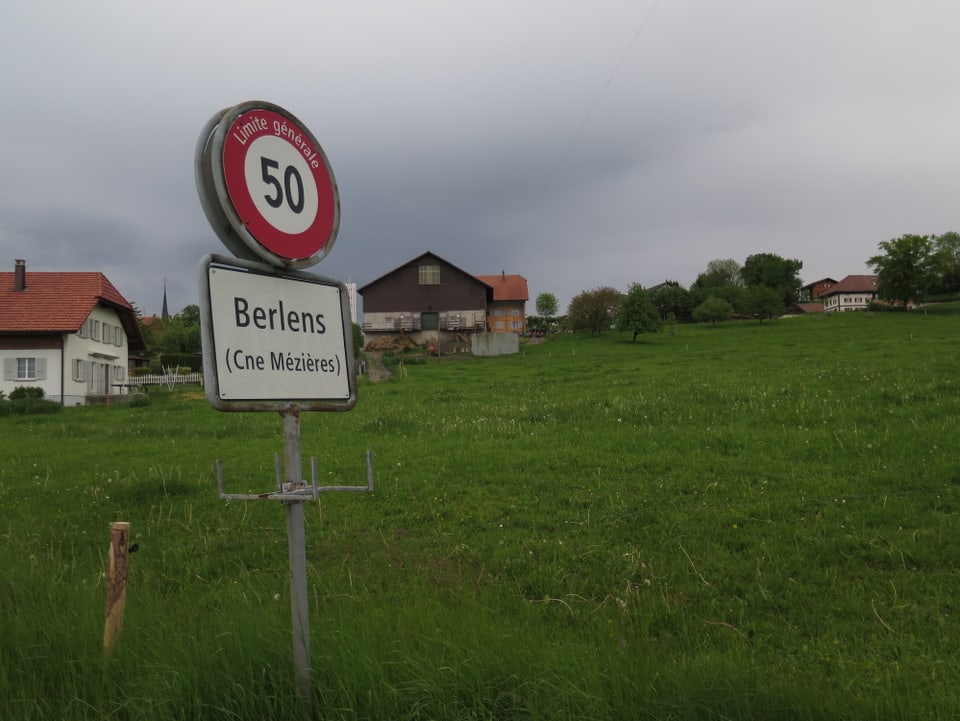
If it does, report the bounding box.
[282,407,313,715]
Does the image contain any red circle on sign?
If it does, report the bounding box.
[221,108,338,262]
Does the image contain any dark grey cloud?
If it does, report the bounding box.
[2,1,958,316]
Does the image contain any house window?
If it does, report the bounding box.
[18,357,36,380]
[72,359,86,382]
[4,357,46,381]
[419,264,440,285]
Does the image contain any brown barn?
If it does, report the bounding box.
[358,252,528,348]
[359,251,489,338]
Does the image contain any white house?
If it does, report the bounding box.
[821,274,879,313]
[0,260,146,405]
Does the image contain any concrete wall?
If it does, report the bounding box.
[471,332,519,356]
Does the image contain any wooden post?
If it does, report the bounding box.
[103,521,130,654]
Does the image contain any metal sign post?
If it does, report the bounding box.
[214,419,374,713]
[282,408,311,706]
[195,100,364,717]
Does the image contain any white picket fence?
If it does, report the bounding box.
[131,371,203,389]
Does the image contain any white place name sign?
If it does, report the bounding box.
[201,259,354,408]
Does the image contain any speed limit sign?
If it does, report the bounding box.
[195,101,340,269]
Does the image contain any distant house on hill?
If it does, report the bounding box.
[475,272,529,334]
[646,280,682,293]
[800,278,838,301]
[821,275,879,313]
[358,251,528,347]
[0,259,146,404]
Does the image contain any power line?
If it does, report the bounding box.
[555,0,662,168]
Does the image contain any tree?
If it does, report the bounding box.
[934,231,960,294]
[150,304,202,356]
[650,283,693,323]
[618,284,662,342]
[567,287,623,335]
[744,285,784,321]
[692,259,745,315]
[692,295,733,325]
[535,292,558,319]
[868,234,940,308]
[740,252,802,308]
[534,292,559,333]
[694,258,742,289]
[179,304,201,326]
[689,284,746,315]
[352,323,364,358]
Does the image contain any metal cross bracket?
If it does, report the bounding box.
[216,450,374,502]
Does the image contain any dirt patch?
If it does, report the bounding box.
[363,351,392,382]
[364,334,419,353]
[362,335,424,382]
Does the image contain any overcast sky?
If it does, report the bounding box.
[2,1,958,317]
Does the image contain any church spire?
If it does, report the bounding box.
[161,279,169,321]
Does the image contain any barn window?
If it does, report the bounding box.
[419,264,440,285]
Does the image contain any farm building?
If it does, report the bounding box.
[821,274,879,313]
[358,251,528,348]
[0,259,146,405]
[800,277,838,301]
[475,272,529,335]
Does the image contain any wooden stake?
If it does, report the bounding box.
[103,521,130,654]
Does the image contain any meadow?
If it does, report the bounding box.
[1,309,959,720]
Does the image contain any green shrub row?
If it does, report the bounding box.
[0,397,61,416]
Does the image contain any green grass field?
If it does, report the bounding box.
[2,310,959,720]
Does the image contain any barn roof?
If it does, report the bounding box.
[358,251,487,293]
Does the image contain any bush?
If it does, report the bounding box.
[127,393,151,408]
[4,398,62,415]
[159,354,201,372]
[9,386,46,400]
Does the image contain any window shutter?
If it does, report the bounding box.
[35,358,47,381]
[3,358,14,381]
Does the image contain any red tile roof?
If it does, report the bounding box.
[475,274,529,302]
[821,274,878,295]
[792,302,825,314]
[0,270,133,333]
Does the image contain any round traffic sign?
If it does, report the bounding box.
[195,101,340,268]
